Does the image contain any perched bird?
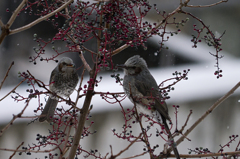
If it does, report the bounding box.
[39,57,79,122]
[119,55,180,159]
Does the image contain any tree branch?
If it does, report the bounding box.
[0,61,14,90]
[167,81,240,153]
[0,18,4,27]
[68,62,97,159]
[0,99,31,137]
[0,146,59,153]
[79,52,92,72]
[110,133,143,158]
[185,0,228,8]
[9,0,73,35]
[109,0,187,56]
[168,150,240,158]
[0,78,26,101]
[7,0,28,28]
[9,142,24,159]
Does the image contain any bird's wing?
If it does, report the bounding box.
[48,68,59,92]
[134,76,170,120]
[49,68,58,84]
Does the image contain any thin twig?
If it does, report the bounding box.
[0,78,26,101]
[109,0,186,56]
[7,0,28,28]
[82,45,98,55]
[9,142,24,159]
[67,61,98,159]
[168,150,240,158]
[0,99,31,137]
[94,91,124,95]
[64,0,70,17]
[186,0,228,8]
[177,110,192,134]
[167,81,240,153]
[103,152,109,159]
[0,146,59,153]
[61,124,72,157]
[74,68,85,104]
[94,0,110,2]
[110,41,132,56]
[10,0,74,35]
[110,133,143,158]
[118,151,148,159]
[66,31,93,72]
[0,61,14,90]
[0,19,4,27]
[236,139,240,151]
[111,145,114,157]
[79,52,92,72]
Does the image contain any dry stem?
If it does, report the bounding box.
[185,0,228,8]
[0,78,26,101]
[0,146,59,153]
[167,81,240,153]
[9,142,24,159]
[0,99,31,137]
[10,0,73,35]
[110,133,143,158]
[67,63,97,159]
[168,150,240,158]
[0,61,14,90]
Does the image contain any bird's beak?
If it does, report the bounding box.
[116,64,126,68]
[67,64,75,67]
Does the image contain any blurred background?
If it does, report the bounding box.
[1,0,240,158]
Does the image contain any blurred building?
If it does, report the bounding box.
[0,0,240,158]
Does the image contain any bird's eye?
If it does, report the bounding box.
[135,67,141,73]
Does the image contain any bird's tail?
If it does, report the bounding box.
[162,118,180,159]
[39,97,58,123]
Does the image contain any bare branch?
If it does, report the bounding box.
[110,0,187,56]
[0,78,26,101]
[122,151,148,159]
[0,19,4,27]
[74,68,85,105]
[61,124,72,157]
[9,0,74,35]
[168,150,240,158]
[9,142,24,159]
[68,62,98,159]
[0,146,59,153]
[7,0,28,28]
[94,0,110,2]
[66,31,93,72]
[0,99,31,137]
[79,52,92,72]
[110,133,143,158]
[178,110,192,134]
[167,81,240,153]
[94,91,124,95]
[0,0,28,44]
[0,61,14,90]
[186,0,228,8]
[81,45,98,55]
[110,41,133,56]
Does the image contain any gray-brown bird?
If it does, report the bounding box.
[119,55,180,159]
[39,57,79,122]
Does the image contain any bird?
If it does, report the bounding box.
[119,55,180,159]
[39,57,79,123]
